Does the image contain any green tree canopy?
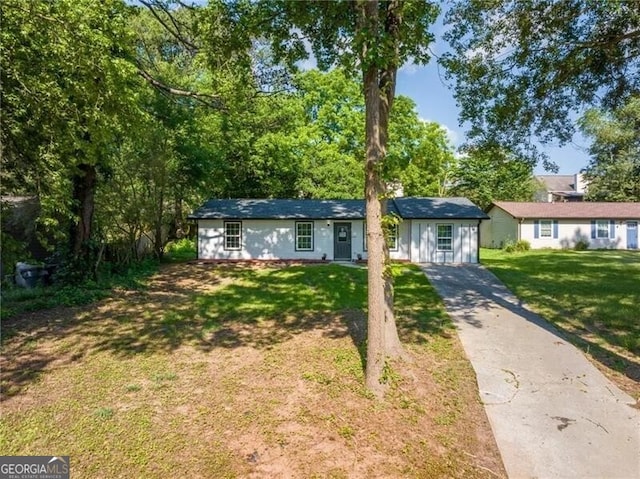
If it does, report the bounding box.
[442,1,640,166]
[580,98,640,202]
[451,144,536,209]
[1,0,142,268]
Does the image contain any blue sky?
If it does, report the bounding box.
[394,11,591,176]
[395,65,590,176]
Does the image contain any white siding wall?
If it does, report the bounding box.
[410,220,480,263]
[521,219,630,249]
[197,218,478,262]
[198,219,333,260]
[481,207,519,248]
[350,218,411,261]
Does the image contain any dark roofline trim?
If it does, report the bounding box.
[189,197,489,221]
[187,215,366,220]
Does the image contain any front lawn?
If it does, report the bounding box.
[481,249,639,394]
[1,263,504,478]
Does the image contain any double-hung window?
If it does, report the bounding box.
[386,223,398,251]
[437,224,453,251]
[296,221,314,251]
[224,221,241,250]
[539,220,553,238]
[596,220,610,239]
[363,222,398,251]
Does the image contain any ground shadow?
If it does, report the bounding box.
[421,264,640,389]
[1,262,451,400]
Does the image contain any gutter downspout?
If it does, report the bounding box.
[477,220,481,263]
[518,218,524,241]
[196,220,200,260]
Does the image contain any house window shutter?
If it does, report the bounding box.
[534,220,539,239]
[610,220,615,238]
[591,220,596,239]
[553,220,559,239]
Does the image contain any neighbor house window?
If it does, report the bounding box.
[540,220,553,238]
[296,221,314,251]
[363,222,398,251]
[437,224,453,251]
[596,220,609,239]
[224,221,241,250]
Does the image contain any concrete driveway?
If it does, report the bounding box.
[421,264,640,479]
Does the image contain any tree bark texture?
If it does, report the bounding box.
[360,0,404,398]
[70,163,97,259]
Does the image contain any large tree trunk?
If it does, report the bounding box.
[361,0,403,398]
[378,0,404,360]
[70,162,97,259]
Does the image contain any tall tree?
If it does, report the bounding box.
[442,1,640,167]
[386,98,457,197]
[580,98,640,202]
[293,69,365,198]
[451,144,536,209]
[220,0,440,396]
[1,0,141,274]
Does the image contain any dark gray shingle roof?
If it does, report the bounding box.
[188,199,369,220]
[188,197,488,220]
[392,197,489,219]
[536,175,578,192]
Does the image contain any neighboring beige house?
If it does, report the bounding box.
[482,201,640,250]
[534,173,587,202]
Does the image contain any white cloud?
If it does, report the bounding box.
[399,59,419,75]
[294,34,318,71]
[419,117,461,145]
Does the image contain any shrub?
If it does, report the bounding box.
[164,238,196,262]
[503,239,530,253]
[574,239,590,251]
[503,241,516,253]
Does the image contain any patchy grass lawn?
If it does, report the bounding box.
[481,249,640,397]
[1,263,504,478]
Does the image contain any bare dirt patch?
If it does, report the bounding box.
[1,263,505,478]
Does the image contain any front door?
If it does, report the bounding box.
[334,222,352,260]
[627,222,638,249]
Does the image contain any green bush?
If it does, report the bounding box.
[503,239,530,253]
[164,238,196,262]
[1,258,158,320]
[1,230,31,281]
[574,239,590,251]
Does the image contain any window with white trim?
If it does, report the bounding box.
[386,223,398,251]
[540,220,553,238]
[596,220,610,238]
[437,224,453,251]
[224,221,241,250]
[363,222,398,251]
[296,221,314,251]
[363,222,367,251]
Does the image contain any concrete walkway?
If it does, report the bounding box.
[421,264,640,479]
